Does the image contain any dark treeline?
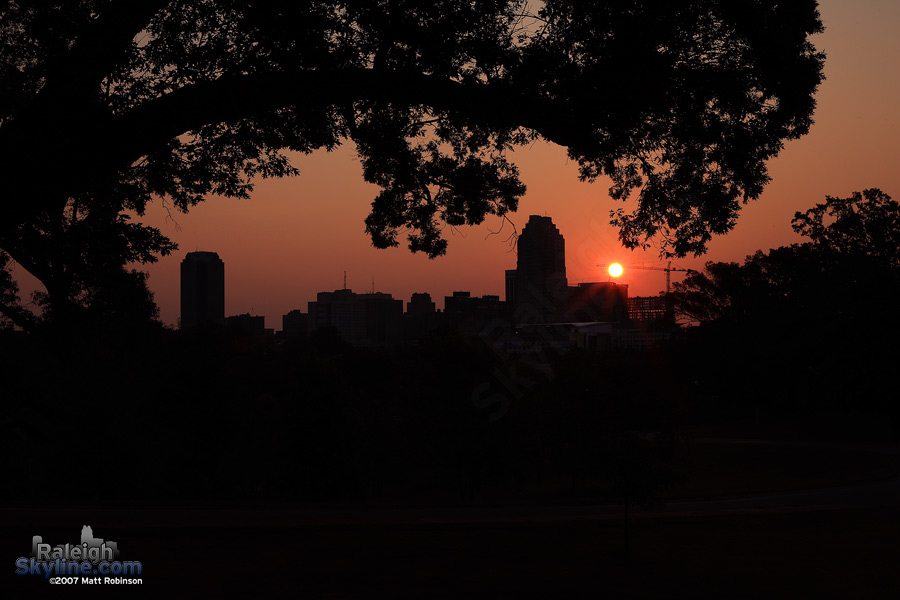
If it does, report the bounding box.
[1,323,686,507]
[672,188,900,434]
[4,189,899,508]
[2,307,894,509]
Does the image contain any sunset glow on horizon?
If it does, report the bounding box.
[11,1,899,330]
[6,5,899,592]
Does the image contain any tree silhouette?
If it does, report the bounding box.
[0,250,36,331]
[0,194,174,333]
[0,1,825,322]
[675,188,900,326]
[791,188,900,269]
[672,189,900,431]
[0,1,825,245]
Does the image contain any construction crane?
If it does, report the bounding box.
[632,261,690,295]
[598,260,689,294]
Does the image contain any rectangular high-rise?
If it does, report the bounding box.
[180,251,225,329]
[566,281,628,322]
[514,215,567,323]
[308,288,402,347]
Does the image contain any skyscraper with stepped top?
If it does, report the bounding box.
[512,215,568,323]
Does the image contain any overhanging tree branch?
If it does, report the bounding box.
[0,68,590,236]
[0,0,825,260]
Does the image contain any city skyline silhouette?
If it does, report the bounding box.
[180,214,661,341]
[1,1,898,598]
[77,0,897,331]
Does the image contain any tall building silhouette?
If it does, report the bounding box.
[444,291,502,333]
[404,292,438,341]
[225,313,269,336]
[513,215,567,323]
[360,292,403,347]
[180,251,225,329]
[566,281,628,322]
[309,288,402,347]
[282,309,309,338]
[309,289,365,344]
[505,269,517,305]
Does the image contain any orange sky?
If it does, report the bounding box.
[27,0,900,329]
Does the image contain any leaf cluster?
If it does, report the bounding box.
[0,1,824,257]
[673,188,900,325]
[0,1,826,329]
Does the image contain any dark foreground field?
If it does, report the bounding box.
[4,436,899,598]
[3,504,898,599]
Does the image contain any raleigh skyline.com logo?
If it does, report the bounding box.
[15,525,143,585]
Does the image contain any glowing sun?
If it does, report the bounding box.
[608,263,624,278]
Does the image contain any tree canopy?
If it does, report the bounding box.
[791,188,900,269]
[0,0,825,328]
[670,188,900,431]
[674,188,900,326]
